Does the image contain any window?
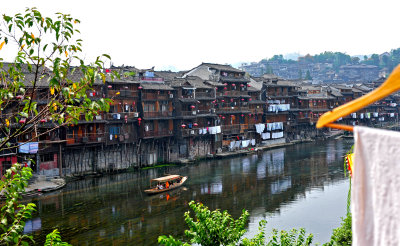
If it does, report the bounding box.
[40,154,54,163]
[109,126,120,135]
[144,122,154,131]
[144,103,155,112]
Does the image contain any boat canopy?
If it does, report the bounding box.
[151,175,180,182]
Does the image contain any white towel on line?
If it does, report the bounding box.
[352,126,400,246]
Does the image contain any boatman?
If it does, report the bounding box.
[166,181,169,188]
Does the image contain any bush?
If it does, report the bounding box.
[158,201,313,246]
[324,213,352,246]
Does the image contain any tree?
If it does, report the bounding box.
[0,8,112,245]
[351,57,360,64]
[305,70,312,80]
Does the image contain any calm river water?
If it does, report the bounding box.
[25,139,353,245]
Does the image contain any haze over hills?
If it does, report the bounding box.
[238,48,400,83]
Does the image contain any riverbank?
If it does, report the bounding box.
[24,175,66,197]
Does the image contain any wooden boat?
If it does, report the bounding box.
[144,175,188,194]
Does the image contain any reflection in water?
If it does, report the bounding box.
[23,218,41,234]
[26,139,353,245]
[271,177,292,195]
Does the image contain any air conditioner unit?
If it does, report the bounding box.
[190,130,195,134]
[192,111,196,115]
[97,137,102,142]
[95,115,102,120]
[133,112,139,117]
[169,94,174,98]
[211,109,216,113]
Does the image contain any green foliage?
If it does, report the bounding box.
[159,201,314,246]
[267,228,312,246]
[0,7,113,245]
[159,201,249,246]
[241,221,313,246]
[323,213,352,246]
[0,164,36,245]
[44,229,71,246]
[241,220,267,246]
[158,235,190,246]
[0,7,112,152]
[184,201,249,246]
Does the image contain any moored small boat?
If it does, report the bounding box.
[144,175,188,194]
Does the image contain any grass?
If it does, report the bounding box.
[141,164,177,170]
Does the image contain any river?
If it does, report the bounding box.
[25,139,353,245]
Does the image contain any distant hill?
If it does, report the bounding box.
[239,48,400,83]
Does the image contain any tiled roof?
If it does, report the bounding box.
[202,63,244,73]
[140,83,174,90]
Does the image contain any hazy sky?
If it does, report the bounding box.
[2,0,400,71]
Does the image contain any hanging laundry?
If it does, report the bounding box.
[216,126,221,133]
[251,139,256,146]
[234,141,241,148]
[352,126,400,246]
[373,112,379,117]
[230,141,235,150]
[255,123,265,134]
[352,113,357,118]
[390,113,395,117]
[266,123,272,131]
[261,132,270,140]
[360,113,364,119]
[241,140,250,148]
[366,113,371,119]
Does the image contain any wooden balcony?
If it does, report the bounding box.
[221,124,240,134]
[66,133,105,145]
[142,93,170,100]
[181,128,200,137]
[143,111,172,118]
[180,111,198,117]
[108,90,138,98]
[216,106,250,113]
[143,130,173,138]
[104,112,139,120]
[195,92,215,99]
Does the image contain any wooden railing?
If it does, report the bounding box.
[195,92,215,99]
[181,111,197,116]
[108,90,138,98]
[142,93,169,100]
[143,111,172,118]
[66,133,106,145]
[221,124,240,134]
[143,130,173,138]
[216,106,250,112]
[104,112,138,120]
